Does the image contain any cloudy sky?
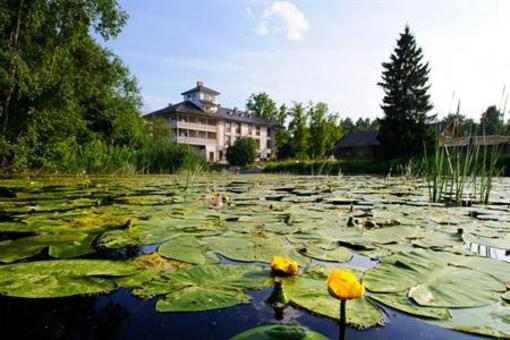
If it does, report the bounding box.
[104,0,510,121]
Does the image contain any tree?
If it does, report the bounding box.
[308,102,328,158]
[324,112,343,156]
[0,0,142,168]
[275,104,292,159]
[354,118,371,131]
[226,137,257,167]
[246,92,277,121]
[480,105,503,135]
[440,113,477,136]
[377,25,434,159]
[339,118,355,136]
[287,102,309,159]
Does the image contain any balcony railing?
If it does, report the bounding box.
[176,136,216,145]
[171,121,217,132]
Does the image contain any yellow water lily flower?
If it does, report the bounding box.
[270,256,298,275]
[327,269,364,300]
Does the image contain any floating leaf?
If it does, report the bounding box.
[365,249,506,307]
[0,259,139,298]
[138,264,271,312]
[283,265,384,328]
[158,235,217,265]
[231,324,328,340]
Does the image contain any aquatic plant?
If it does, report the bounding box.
[270,256,298,275]
[423,133,502,205]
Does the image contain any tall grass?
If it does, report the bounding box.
[264,158,393,175]
[59,139,207,175]
[423,135,502,205]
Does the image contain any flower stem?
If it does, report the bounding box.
[339,299,347,340]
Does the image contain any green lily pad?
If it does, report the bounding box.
[283,265,384,328]
[364,249,506,307]
[140,264,271,312]
[0,259,139,297]
[230,324,328,340]
[158,235,218,265]
[369,292,451,320]
[430,302,510,338]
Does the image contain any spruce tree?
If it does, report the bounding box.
[378,25,434,158]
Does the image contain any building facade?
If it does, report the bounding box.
[145,82,276,162]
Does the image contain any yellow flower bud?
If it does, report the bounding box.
[270,256,298,275]
[327,269,364,300]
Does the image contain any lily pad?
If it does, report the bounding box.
[283,265,384,328]
[158,235,218,265]
[364,249,506,307]
[231,324,328,340]
[137,264,271,312]
[0,259,139,297]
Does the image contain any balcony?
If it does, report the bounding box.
[176,136,216,146]
[171,120,217,132]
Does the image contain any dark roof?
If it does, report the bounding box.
[336,130,380,148]
[144,101,275,126]
[181,84,220,96]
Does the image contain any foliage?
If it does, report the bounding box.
[264,159,393,175]
[0,0,200,174]
[231,324,328,340]
[422,134,502,205]
[378,25,434,159]
[480,105,503,135]
[226,136,258,167]
[287,102,309,159]
[308,102,329,159]
[246,92,277,121]
[1,175,510,336]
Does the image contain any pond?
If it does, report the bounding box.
[0,174,509,339]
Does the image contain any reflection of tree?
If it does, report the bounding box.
[0,293,130,340]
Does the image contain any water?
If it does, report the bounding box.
[0,286,486,340]
[464,239,510,263]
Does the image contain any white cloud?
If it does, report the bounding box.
[256,1,309,41]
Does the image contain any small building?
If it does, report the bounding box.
[335,130,380,159]
[144,81,276,162]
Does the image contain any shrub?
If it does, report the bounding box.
[226,137,258,167]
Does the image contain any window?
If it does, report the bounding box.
[267,139,272,149]
[226,122,231,132]
[236,123,241,134]
[267,128,272,137]
[225,135,231,146]
[256,126,261,136]
[248,125,253,134]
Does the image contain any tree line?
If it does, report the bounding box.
[245,93,378,160]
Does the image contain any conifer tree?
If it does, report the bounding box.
[378,25,434,158]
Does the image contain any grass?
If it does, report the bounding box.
[263,158,394,175]
[3,138,207,176]
[422,135,502,205]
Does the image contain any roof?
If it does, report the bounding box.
[181,84,221,96]
[144,101,276,126]
[336,130,380,148]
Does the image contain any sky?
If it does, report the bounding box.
[102,0,510,121]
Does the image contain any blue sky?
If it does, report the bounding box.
[103,0,510,121]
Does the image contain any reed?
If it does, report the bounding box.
[423,133,502,206]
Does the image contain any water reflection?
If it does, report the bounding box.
[464,240,510,262]
[0,287,483,340]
